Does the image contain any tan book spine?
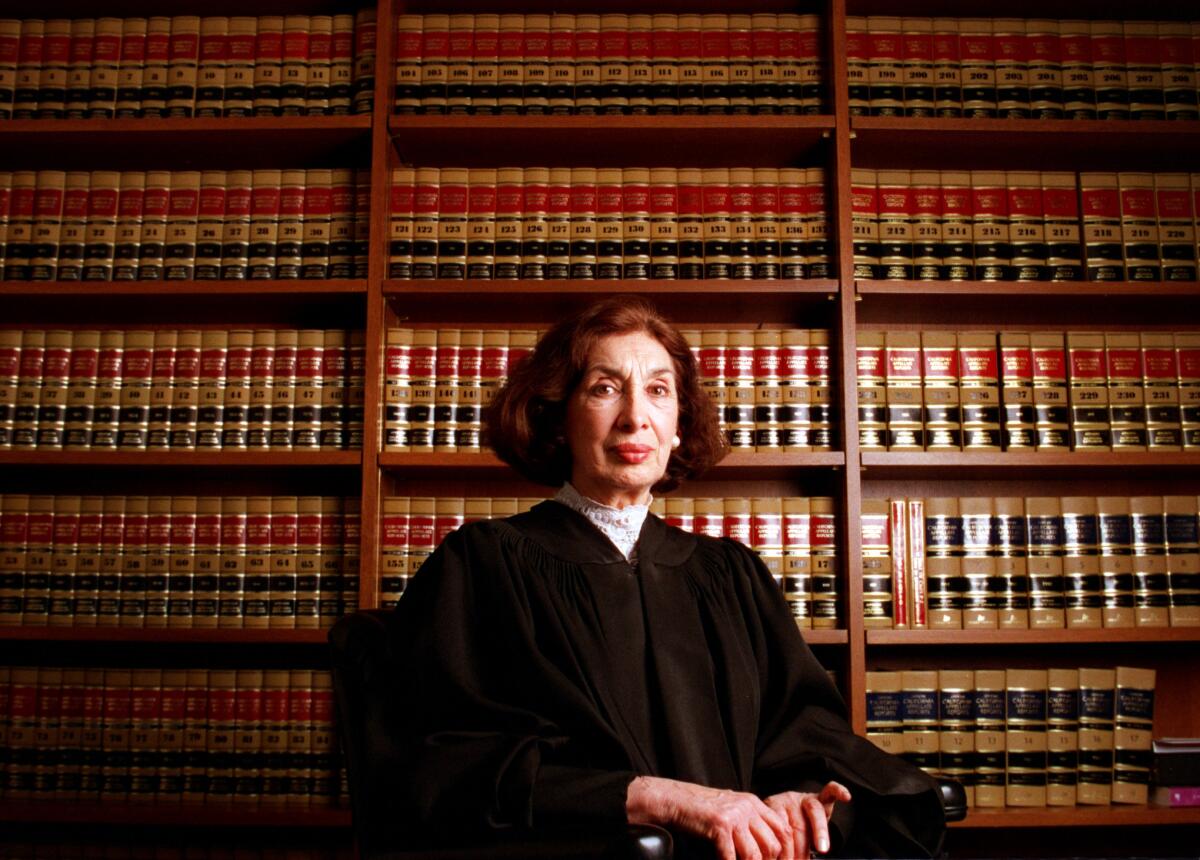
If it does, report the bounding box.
[319,328,348,450]
[781,328,813,452]
[4,170,35,279]
[292,329,322,449]
[95,495,125,627]
[193,169,225,280]
[457,328,483,451]
[1118,172,1160,282]
[127,668,161,802]
[168,329,201,450]
[433,328,461,451]
[850,167,879,279]
[13,329,46,449]
[73,495,102,626]
[959,331,1001,451]
[959,18,997,117]
[910,169,941,279]
[311,670,337,806]
[36,20,70,119]
[808,329,834,451]
[318,497,344,624]
[974,669,1007,807]
[860,499,893,629]
[1067,332,1111,451]
[191,496,221,628]
[1047,668,1079,806]
[260,668,291,805]
[55,667,85,800]
[1155,173,1197,281]
[6,666,39,798]
[725,330,755,450]
[994,18,1030,118]
[1027,19,1063,119]
[387,167,414,279]
[728,167,756,280]
[279,15,309,116]
[1164,495,1200,626]
[0,493,29,624]
[12,20,44,120]
[268,496,298,628]
[1080,172,1123,282]
[100,667,132,801]
[32,329,68,451]
[243,496,271,628]
[865,671,904,756]
[1179,331,1200,449]
[960,497,997,629]
[248,169,281,280]
[993,497,1030,629]
[750,497,783,584]
[79,667,105,797]
[407,329,435,451]
[938,669,976,807]
[117,495,149,628]
[63,329,99,450]
[295,495,321,629]
[885,330,922,450]
[165,15,200,117]
[0,328,20,448]
[782,497,812,628]
[1028,331,1068,451]
[167,496,197,629]
[253,15,283,115]
[206,668,237,802]
[1091,21,1129,120]
[1061,495,1101,629]
[142,496,171,628]
[809,497,838,629]
[329,13,354,115]
[56,170,88,281]
[921,330,961,451]
[1060,20,1095,119]
[845,16,868,114]
[777,168,806,280]
[900,669,939,777]
[1130,496,1169,628]
[269,328,299,449]
[221,329,252,449]
[31,666,62,799]
[145,329,176,449]
[1141,332,1182,450]
[22,494,53,625]
[195,16,227,118]
[180,668,208,802]
[274,170,304,280]
[1006,668,1049,807]
[115,330,153,450]
[801,167,829,278]
[156,668,187,802]
[379,496,409,610]
[752,330,782,452]
[1041,171,1082,281]
[346,328,365,449]
[136,169,169,280]
[924,497,962,629]
[1077,667,1116,804]
[875,167,912,280]
[286,668,314,805]
[164,170,201,280]
[1096,496,1135,629]
[383,328,412,452]
[1160,22,1198,120]
[1112,666,1155,804]
[112,18,145,118]
[233,668,264,805]
[341,497,361,612]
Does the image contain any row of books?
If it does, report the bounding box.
[852,169,1200,283]
[0,846,351,860]
[0,328,366,452]
[864,496,1200,631]
[866,666,1157,807]
[857,329,1200,452]
[388,166,831,281]
[0,12,376,120]
[379,495,842,627]
[1,665,342,806]
[0,168,372,283]
[0,494,361,630]
[848,17,1200,120]
[393,13,826,116]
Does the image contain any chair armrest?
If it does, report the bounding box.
[936,778,968,823]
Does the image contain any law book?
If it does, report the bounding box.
[909,170,941,280]
[865,671,904,756]
[193,171,225,280]
[329,14,354,115]
[751,330,783,452]
[311,670,337,806]
[379,497,408,610]
[274,170,305,280]
[960,18,997,117]
[286,668,314,805]
[115,330,152,450]
[234,668,264,804]
[155,667,186,802]
[5,666,38,798]
[525,14,553,115]
[885,330,922,450]
[406,329,435,451]
[845,16,868,115]
[931,17,961,117]
[1078,667,1116,804]
[992,497,1029,629]
[95,495,124,627]
[809,330,835,451]
[142,497,171,628]
[30,169,66,281]
[4,170,35,280]
[960,497,997,629]
[860,499,894,629]
[56,171,89,281]
[165,15,200,117]
[73,496,102,626]
[724,330,755,450]
[344,329,362,451]
[259,668,291,805]
[206,668,237,803]
[418,13,449,115]
[1124,22,1164,120]
[1155,173,1197,281]
[136,170,169,281]
[1027,19,1064,119]
[195,16,227,118]
[11,328,45,448]
[1067,332,1111,450]
[47,494,81,627]
[180,667,208,801]
[782,497,812,626]
[248,169,282,280]
[166,329,200,449]
[243,496,271,629]
[900,670,940,778]
[0,330,19,448]
[279,15,309,116]
[923,497,962,629]
[1061,495,1102,629]
[457,329,483,451]
[939,170,973,280]
[856,329,887,451]
[432,328,460,451]
[99,667,132,800]
[267,328,297,448]
[1102,332,1148,452]
[809,497,839,628]
[933,669,974,806]
[1080,172,1124,281]
[1119,172,1161,281]
[994,18,1031,118]
[876,169,913,280]
[112,18,144,118]
[36,19,70,119]
[388,169,415,277]
[1130,496,1170,628]
[1180,331,1200,449]
[252,15,283,116]
[216,495,247,629]
[866,16,902,116]
[267,496,298,628]
[1112,666,1155,803]
[726,168,755,279]
[1028,331,1069,451]
[1046,668,1079,806]
[190,496,220,628]
[54,667,85,800]
[82,170,119,282]
[12,19,43,120]
[127,668,160,802]
[1091,20,1129,119]
[1006,668,1049,807]
[77,667,105,797]
[776,168,805,280]
[1025,496,1065,629]
[850,168,879,279]
[1007,171,1046,281]
[117,495,148,628]
[1060,20,1096,119]
[22,494,53,625]
[1164,495,1200,626]
[165,496,196,627]
[30,665,63,798]
[1041,172,1082,281]
[970,171,1010,281]
[921,331,960,451]
[897,17,933,117]
[1160,22,1198,121]
[35,329,70,448]
[145,329,176,449]
[0,20,19,117]
[973,669,1007,807]
[958,331,1002,450]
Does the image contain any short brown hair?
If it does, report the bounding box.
[485,296,728,492]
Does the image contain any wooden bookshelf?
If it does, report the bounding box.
[0,626,333,644]
[0,801,351,828]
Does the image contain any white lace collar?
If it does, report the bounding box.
[553,482,650,562]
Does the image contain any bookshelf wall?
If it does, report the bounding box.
[2,0,1200,855]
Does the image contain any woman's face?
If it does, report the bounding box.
[564,330,680,509]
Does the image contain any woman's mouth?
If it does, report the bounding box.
[613,443,654,464]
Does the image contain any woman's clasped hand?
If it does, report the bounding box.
[627,775,853,860]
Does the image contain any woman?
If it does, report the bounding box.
[388,297,945,859]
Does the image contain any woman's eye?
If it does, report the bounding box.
[591,383,616,397]
[649,383,672,397]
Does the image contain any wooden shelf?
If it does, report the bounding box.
[385,279,841,324]
[857,281,1200,299]
[850,117,1200,170]
[0,800,351,828]
[800,628,849,646]
[0,451,362,468]
[0,280,367,297]
[867,628,1200,647]
[0,626,333,645]
[400,0,812,12]
[848,0,1196,17]
[380,450,845,475]
[390,115,835,166]
[860,451,1200,480]
[0,116,372,168]
[952,804,1200,829]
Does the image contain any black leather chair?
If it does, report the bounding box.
[330,610,965,859]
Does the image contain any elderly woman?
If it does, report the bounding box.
[389,297,945,859]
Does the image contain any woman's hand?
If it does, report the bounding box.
[763,782,852,858]
[627,775,843,860]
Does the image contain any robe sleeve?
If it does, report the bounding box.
[378,524,636,844]
[721,540,947,858]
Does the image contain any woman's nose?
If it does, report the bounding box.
[617,388,649,430]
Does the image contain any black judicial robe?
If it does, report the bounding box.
[383,501,945,857]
